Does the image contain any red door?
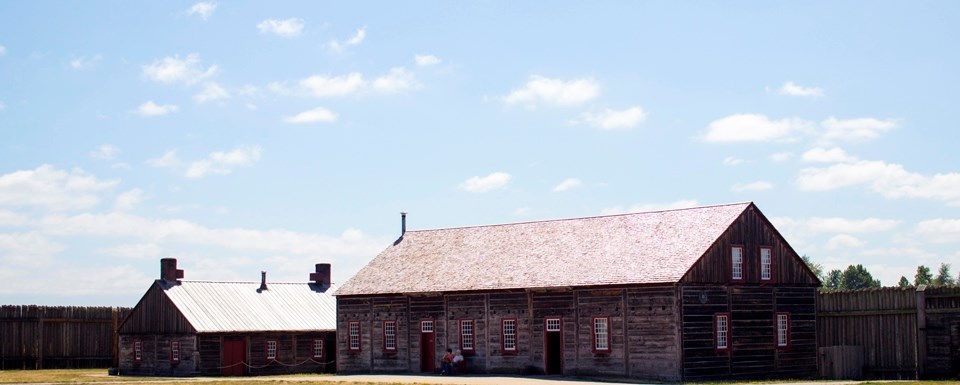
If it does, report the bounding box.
[222,338,246,376]
[420,320,435,373]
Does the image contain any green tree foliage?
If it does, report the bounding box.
[840,264,881,289]
[898,276,912,288]
[801,255,825,282]
[825,269,843,290]
[934,263,955,286]
[915,265,933,286]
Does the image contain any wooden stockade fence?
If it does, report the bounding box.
[0,305,131,369]
[818,286,960,380]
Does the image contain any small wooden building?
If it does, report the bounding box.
[118,259,337,376]
[335,202,820,381]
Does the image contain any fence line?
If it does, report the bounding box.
[0,305,131,369]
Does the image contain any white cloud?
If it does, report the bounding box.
[731,181,773,192]
[283,107,338,124]
[69,54,102,70]
[414,54,441,67]
[770,152,792,162]
[142,53,217,85]
[504,75,600,107]
[801,147,857,163]
[916,219,960,243]
[114,189,143,211]
[373,67,420,93]
[723,156,743,166]
[0,165,118,211]
[0,45,5,56]
[257,18,304,38]
[577,106,647,130]
[458,172,511,193]
[797,160,960,205]
[825,234,864,250]
[327,27,366,53]
[0,209,29,227]
[193,82,230,103]
[805,217,900,233]
[185,145,262,179]
[553,178,582,192]
[701,114,814,142]
[187,2,217,20]
[111,163,131,170]
[90,144,119,160]
[136,100,179,116]
[778,81,824,97]
[147,150,182,168]
[0,101,5,110]
[0,232,63,267]
[821,117,898,142]
[97,243,162,259]
[298,73,365,97]
[600,199,699,215]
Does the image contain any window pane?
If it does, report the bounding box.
[732,247,743,280]
[716,315,728,349]
[503,319,516,351]
[761,248,772,280]
[313,340,323,358]
[461,320,474,350]
[594,318,609,350]
[385,321,396,350]
[349,322,360,350]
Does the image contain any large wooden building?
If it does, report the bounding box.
[335,202,820,381]
[118,259,337,376]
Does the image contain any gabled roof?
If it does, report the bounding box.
[158,280,336,333]
[336,202,752,296]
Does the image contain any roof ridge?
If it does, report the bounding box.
[406,201,752,233]
[176,280,333,285]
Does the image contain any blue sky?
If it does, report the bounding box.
[1,1,959,305]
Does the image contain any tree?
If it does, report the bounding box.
[801,255,825,282]
[915,265,933,286]
[934,263,955,286]
[840,264,881,290]
[898,276,912,288]
[824,269,843,290]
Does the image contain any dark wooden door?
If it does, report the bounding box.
[545,318,562,375]
[222,338,246,376]
[420,321,435,373]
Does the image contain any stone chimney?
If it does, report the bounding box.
[259,271,268,291]
[160,258,184,282]
[401,212,407,235]
[310,263,331,287]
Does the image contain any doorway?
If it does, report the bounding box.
[544,318,562,375]
[419,320,435,373]
[222,338,246,376]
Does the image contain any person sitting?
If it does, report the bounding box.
[441,349,454,375]
[452,349,464,375]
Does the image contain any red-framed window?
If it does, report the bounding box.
[776,312,790,349]
[502,318,517,353]
[170,340,180,364]
[592,317,610,353]
[715,313,730,351]
[312,339,324,358]
[545,318,561,332]
[731,245,745,282]
[133,339,143,363]
[383,320,397,352]
[460,320,474,352]
[266,340,277,360]
[760,246,773,281]
[348,321,361,351]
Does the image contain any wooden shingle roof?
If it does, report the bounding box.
[336,202,752,296]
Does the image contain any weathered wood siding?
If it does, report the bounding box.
[681,285,817,381]
[0,305,131,369]
[119,282,194,335]
[626,286,681,381]
[118,334,198,376]
[682,205,818,286]
[924,287,960,378]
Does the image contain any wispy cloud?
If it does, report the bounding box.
[458,172,511,193]
[283,107,338,124]
[0,165,118,211]
[136,101,179,116]
[731,181,773,192]
[820,117,897,142]
[576,106,647,130]
[723,156,743,166]
[372,67,420,93]
[328,27,366,53]
[797,159,960,206]
[295,73,365,97]
[193,82,230,103]
[414,54,441,67]
[90,144,119,160]
[257,18,304,38]
[0,45,6,56]
[146,150,182,168]
[187,2,217,20]
[777,81,824,97]
[801,147,857,163]
[701,114,814,143]
[185,145,263,179]
[142,53,217,85]
[69,54,102,70]
[770,152,793,162]
[114,189,143,211]
[600,199,699,215]
[553,178,582,192]
[504,75,600,107]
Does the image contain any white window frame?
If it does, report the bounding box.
[760,247,772,281]
[593,317,610,352]
[170,340,180,363]
[502,319,517,352]
[383,320,397,351]
[421,320,434,333]
[134,340,143,362]
[348,321,361,351]
[460,320,474,351]
[777,313,790,348]
[266,340,277,360]
[545,318,561,332]
[715,313,730,351]
[732,246,744,281]
[313,339,324,358]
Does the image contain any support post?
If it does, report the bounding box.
[916,286,927,379]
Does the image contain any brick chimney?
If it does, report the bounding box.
[160,258,184,282]
[310,263,331,287]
